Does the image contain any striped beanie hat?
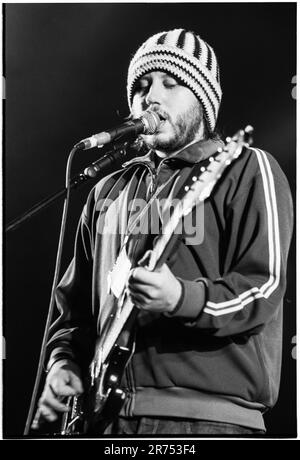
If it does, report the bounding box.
[127,29,222,132]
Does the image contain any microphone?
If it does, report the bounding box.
[75,110,160,150]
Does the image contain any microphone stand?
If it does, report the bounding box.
[21,141,129,435]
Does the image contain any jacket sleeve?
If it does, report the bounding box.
[46,189,97,371]
[171,148,294,337]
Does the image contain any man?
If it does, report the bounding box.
[33,29,293,435]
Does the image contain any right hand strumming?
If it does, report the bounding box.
[31,359,83,429]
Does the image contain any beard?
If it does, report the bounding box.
[141,103,204,154]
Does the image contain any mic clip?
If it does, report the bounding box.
[83,141,130,178]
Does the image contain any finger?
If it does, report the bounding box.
[49,383,59,398]
[129,292,153,310]
[31,408,43,430]
[130,291,148,304]
[128,284,154,300]
[39,387,71,411]
[128,277,153,290]
[37,404,58,423]
[130,297,143,310]
[51,377,78,397]
[129,267,160,286]
[69,374,84,394]
[42,394,71,413]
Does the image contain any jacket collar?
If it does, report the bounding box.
[123,138,225,169]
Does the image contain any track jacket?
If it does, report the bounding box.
[47,138,293,431]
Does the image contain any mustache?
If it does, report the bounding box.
[148,107,170,123]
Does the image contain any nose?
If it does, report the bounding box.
[145,80,163,107]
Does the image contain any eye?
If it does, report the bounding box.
[135,79,150,94]
[163,77,178,89]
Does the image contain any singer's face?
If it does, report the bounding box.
[131,71,205,154]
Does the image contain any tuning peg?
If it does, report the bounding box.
[184,185,189,192]
[200,166,206,172]
[244,125,254,145]
[225,159,232,166]
[209,157,214,162]
[226,136,232,143]
[217,147,223,153]
[245,125,254,134]
[192,176,197,182]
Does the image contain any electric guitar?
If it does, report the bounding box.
[59,126,254,435]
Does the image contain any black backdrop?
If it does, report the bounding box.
[4,3,296,437]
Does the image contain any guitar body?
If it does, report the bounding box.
[61,344,132,435]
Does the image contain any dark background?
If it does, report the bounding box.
[4,3,296,437]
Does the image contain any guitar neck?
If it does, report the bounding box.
[95,296,135,365]
[146,150,228,270]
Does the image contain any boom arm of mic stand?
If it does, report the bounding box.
[5,176,86,233]
[6,143,129,233]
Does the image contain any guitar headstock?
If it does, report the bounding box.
[222,125,254,161]
[182,125,254,213]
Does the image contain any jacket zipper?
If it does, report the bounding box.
[150,159,174,196]
[126,158,174,198]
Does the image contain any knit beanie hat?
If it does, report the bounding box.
[127,28,222,132]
